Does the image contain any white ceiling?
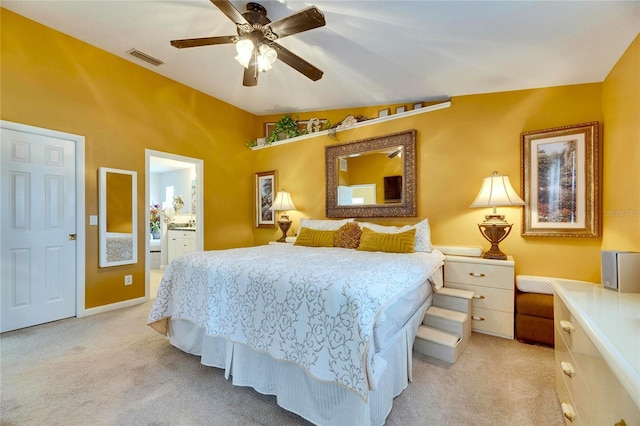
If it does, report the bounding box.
[3,1,639,116]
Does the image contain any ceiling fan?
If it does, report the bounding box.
[170,1,326,87]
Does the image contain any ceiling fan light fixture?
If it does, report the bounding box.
[234,38,254,68]
[257,44,277,72]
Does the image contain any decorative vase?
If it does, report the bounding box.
[151,229,161,240]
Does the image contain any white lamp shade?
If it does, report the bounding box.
[234,39,254,68]
[470,172,525,208]
[269,191,297,212]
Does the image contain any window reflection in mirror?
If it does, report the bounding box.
[99,167,137,267]
[325,130,416,218]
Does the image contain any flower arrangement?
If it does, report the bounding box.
[149,204,161,232]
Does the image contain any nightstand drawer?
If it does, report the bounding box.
[445,282,514,312]
[445,261,514,289]
[470,307,514,338]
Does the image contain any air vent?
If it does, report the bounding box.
[127,48,164,66]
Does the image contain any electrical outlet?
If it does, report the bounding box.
[124,275,133,286]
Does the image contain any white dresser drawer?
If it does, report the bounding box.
[554,289,640,425]
[445,281,514,313]
[444,261,514,289]
[171,231,196,239]
[470,307,514,338]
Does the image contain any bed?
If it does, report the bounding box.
[147,219,444,425]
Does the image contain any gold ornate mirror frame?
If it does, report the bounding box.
[325,129,417,218]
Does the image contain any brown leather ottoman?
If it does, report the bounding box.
[515,291,554,346]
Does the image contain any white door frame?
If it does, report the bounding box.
[145,149,203,299]
[1,120,86,317]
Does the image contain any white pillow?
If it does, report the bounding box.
[298,218,355,232]
[357,219,432,252]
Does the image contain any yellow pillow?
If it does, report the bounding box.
[356,227,416,253]
[294,227,336,247]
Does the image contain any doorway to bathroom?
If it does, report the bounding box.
[145,150,203,299]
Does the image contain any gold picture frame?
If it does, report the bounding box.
[255,170,277,228]
[521,122,600,237]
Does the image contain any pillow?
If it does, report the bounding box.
[294,227,336,247]
[357,227,416,253]
[333,222,362,249]
[357,219,432,252]
[299,218,354,232]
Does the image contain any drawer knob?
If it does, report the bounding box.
[560,361,576,378]
[560,320,575,334]
[469,272,485,278]
[471,315,485,321]
[561,402,576,422]
[473,294,485,300]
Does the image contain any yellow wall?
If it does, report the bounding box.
[253,85,606,282]
[1,9,256,308]
[602,34,640,252]
[3,8,638,308]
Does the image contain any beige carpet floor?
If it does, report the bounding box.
[1,299,564,425]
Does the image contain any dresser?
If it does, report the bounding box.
[553,280,639,425]
[167,229,196,263]
[443,255,515,339]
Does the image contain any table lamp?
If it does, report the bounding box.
[470,171,525,260]
[269,190,297,242]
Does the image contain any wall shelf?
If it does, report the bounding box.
[251,101,451,150]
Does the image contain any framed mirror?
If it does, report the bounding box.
[99,167,137,267]
[325,129,417,218]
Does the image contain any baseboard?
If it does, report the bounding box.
[80,296,148,317]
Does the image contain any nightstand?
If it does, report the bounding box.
[443,255,515,339]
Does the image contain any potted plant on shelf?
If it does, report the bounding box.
[266,114,307,144]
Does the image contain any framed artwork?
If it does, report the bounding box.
[264,122,275,139]
[255,170,277,228]
[521,122,599,237]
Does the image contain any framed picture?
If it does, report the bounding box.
[255,170,277,228]
[521,122,600,237]
[378,108,390,118]
[264,123,275,139]
[395,106,406,114]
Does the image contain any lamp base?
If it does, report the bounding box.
[482,244,507,260]
[276,215,292,243]
[477,214,512,261]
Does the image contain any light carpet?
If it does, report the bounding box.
[1,300,564,425]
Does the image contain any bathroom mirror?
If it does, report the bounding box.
[99,167,137,267]
[325,129,417,218]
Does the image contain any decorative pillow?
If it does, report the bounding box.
[356,227,416,253]
[333,222,362,249]
[357,218,432,252]
[299,218,355,232]
[294,227,336,247]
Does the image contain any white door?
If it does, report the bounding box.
[1,128,77,332]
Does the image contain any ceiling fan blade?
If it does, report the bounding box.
[268,6,326,39]
[243,59,258,87]
[171,35,236,49]
[210,0,249,25]
[271,43,323,81]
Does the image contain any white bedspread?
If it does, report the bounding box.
[147,244,444,400]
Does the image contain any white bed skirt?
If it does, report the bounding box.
[168,297,430,426]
